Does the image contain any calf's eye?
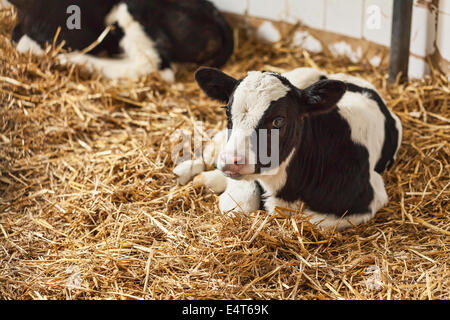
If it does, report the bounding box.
[272,117,285,129]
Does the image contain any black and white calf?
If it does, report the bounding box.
[187,67,402,230]
[10,0,234,81]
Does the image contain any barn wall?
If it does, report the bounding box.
[210,0,450,79]
[435,0,450,77]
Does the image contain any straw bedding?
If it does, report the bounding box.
[0,7,449,300]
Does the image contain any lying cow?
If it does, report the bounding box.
[174,67,402,230]
[10,0,234,82]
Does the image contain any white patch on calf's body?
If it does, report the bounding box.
[329,72,403,164]
[369,171,388,214]
[306,209,375,231]
[17,35,44,55]
[262,194,376,231]
[58,52,158,80]
[282,67,326,89]
[328,73,377,90]
[393,113,403,160]
[105,2,133,27]
[337,92,385,170]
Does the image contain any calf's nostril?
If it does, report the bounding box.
[233,155,245,165]
[220,153,245,165]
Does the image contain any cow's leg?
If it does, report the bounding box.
[173,159,206,185]
[219,179,261,216]
[193,169,227,194]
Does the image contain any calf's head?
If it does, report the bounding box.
[195,67,346,180]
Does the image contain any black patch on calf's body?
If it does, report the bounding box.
[299,80,347,115]
[158,50,172,70]
[254,181,266,211]
[275,110,374,216]
[11,23,24,43]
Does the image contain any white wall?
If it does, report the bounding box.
[437,0,450,62]
[210,0,450,79]
[210,0,392,44]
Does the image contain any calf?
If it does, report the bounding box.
[10,0,234,81]
[193,67,402,230]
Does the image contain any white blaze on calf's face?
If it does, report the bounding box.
[217,72,289,177]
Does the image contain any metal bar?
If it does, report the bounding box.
[388,0,413,83]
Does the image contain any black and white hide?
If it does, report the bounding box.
[10,0,234,82]
[174,67,402,230]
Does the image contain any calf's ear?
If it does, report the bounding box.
[299,79,347,115]
[195,67,238,103]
